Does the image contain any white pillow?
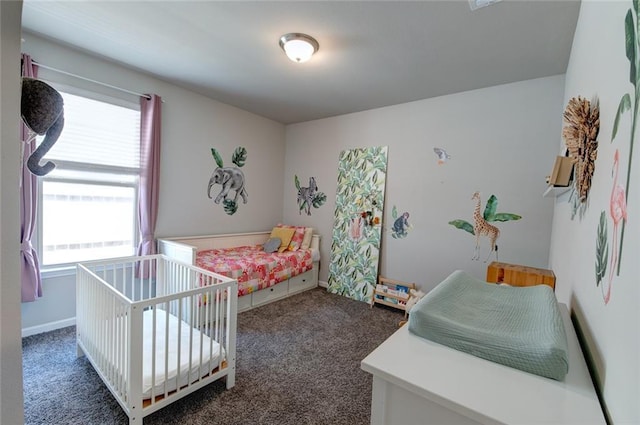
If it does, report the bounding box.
[301,227,314,250]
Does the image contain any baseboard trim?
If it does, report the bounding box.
[318,280,328,288]
[22,317,75,338]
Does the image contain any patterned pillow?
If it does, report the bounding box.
[277,224,306,251]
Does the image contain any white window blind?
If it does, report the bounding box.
[39,90,141,267]
[46,92,140,168]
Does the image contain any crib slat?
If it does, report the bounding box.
[163,300,170,401]
[150,306,157,402]
[175,292,182,398]
[188,294,194,388]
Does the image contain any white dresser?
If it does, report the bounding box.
[361,304,606,425]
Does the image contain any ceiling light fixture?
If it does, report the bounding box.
[468,0,502,11]
[279,33,319,63]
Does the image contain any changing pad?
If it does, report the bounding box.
[408,270,569,380]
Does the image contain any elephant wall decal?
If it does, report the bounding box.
[21,77,65,176]
[207,166,248,204]
[207,147,248,215]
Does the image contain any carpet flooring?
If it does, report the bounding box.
[23,287,403,425]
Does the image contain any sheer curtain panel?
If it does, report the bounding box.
[137,94,162,258]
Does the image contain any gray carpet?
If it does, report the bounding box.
[23,288,403,425]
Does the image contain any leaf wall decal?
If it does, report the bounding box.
[223,199,238,215]
[612,93,632,141]
[626,9,637,86]
[493,213,522,222]
[595,211,609,286]
[232,146,247,167]
[312,192,326,208]
[448,219,475,235]
[210,148,224,168]
[483,195,498,221]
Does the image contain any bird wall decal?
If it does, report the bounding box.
[433,147,451,165]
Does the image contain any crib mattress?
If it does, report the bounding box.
[408,270,569,380]
[142,309,225,399]
[196,245,313,296]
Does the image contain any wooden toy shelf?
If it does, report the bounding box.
[371,276,416,312]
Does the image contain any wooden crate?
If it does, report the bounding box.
[486,261,555,290]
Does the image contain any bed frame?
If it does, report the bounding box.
[76,255,238,425]
[157,231,320,312]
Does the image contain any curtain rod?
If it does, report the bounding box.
[33,61,152,100]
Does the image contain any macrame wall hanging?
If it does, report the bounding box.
[562,96,601,203]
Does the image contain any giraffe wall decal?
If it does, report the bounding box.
[448,192,521,261]
[471,191,500,262]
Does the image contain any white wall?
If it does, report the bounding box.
[549,1,639,423]
[284,76,564,290]
[20,33,286,333]
[0,1,25,423]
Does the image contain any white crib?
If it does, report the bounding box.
[76,255,238,425]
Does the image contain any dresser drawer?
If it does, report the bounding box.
[289,269,317,294]
[252,281,288,306]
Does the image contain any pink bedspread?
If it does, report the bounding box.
[195,245,313,296]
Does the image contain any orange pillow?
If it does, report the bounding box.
[270,227,296,253]
[277,224,306,251]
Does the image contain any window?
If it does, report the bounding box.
[38,90,141,267]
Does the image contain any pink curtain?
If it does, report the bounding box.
[21,54,43,302]
[137,94,162,258]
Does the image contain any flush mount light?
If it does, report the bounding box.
[279,33,319,63]
[469,0,502,10]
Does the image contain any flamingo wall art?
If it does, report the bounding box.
[609,1,638,277]
[596,1,639,304]
[598,150,628,304]
[609,150,627,284]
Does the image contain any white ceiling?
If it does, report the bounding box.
[21,1,580,124]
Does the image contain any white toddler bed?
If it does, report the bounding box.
[76,255,238,425]
[157,231,320,312]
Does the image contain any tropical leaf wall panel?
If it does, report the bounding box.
[327,146,388,303]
